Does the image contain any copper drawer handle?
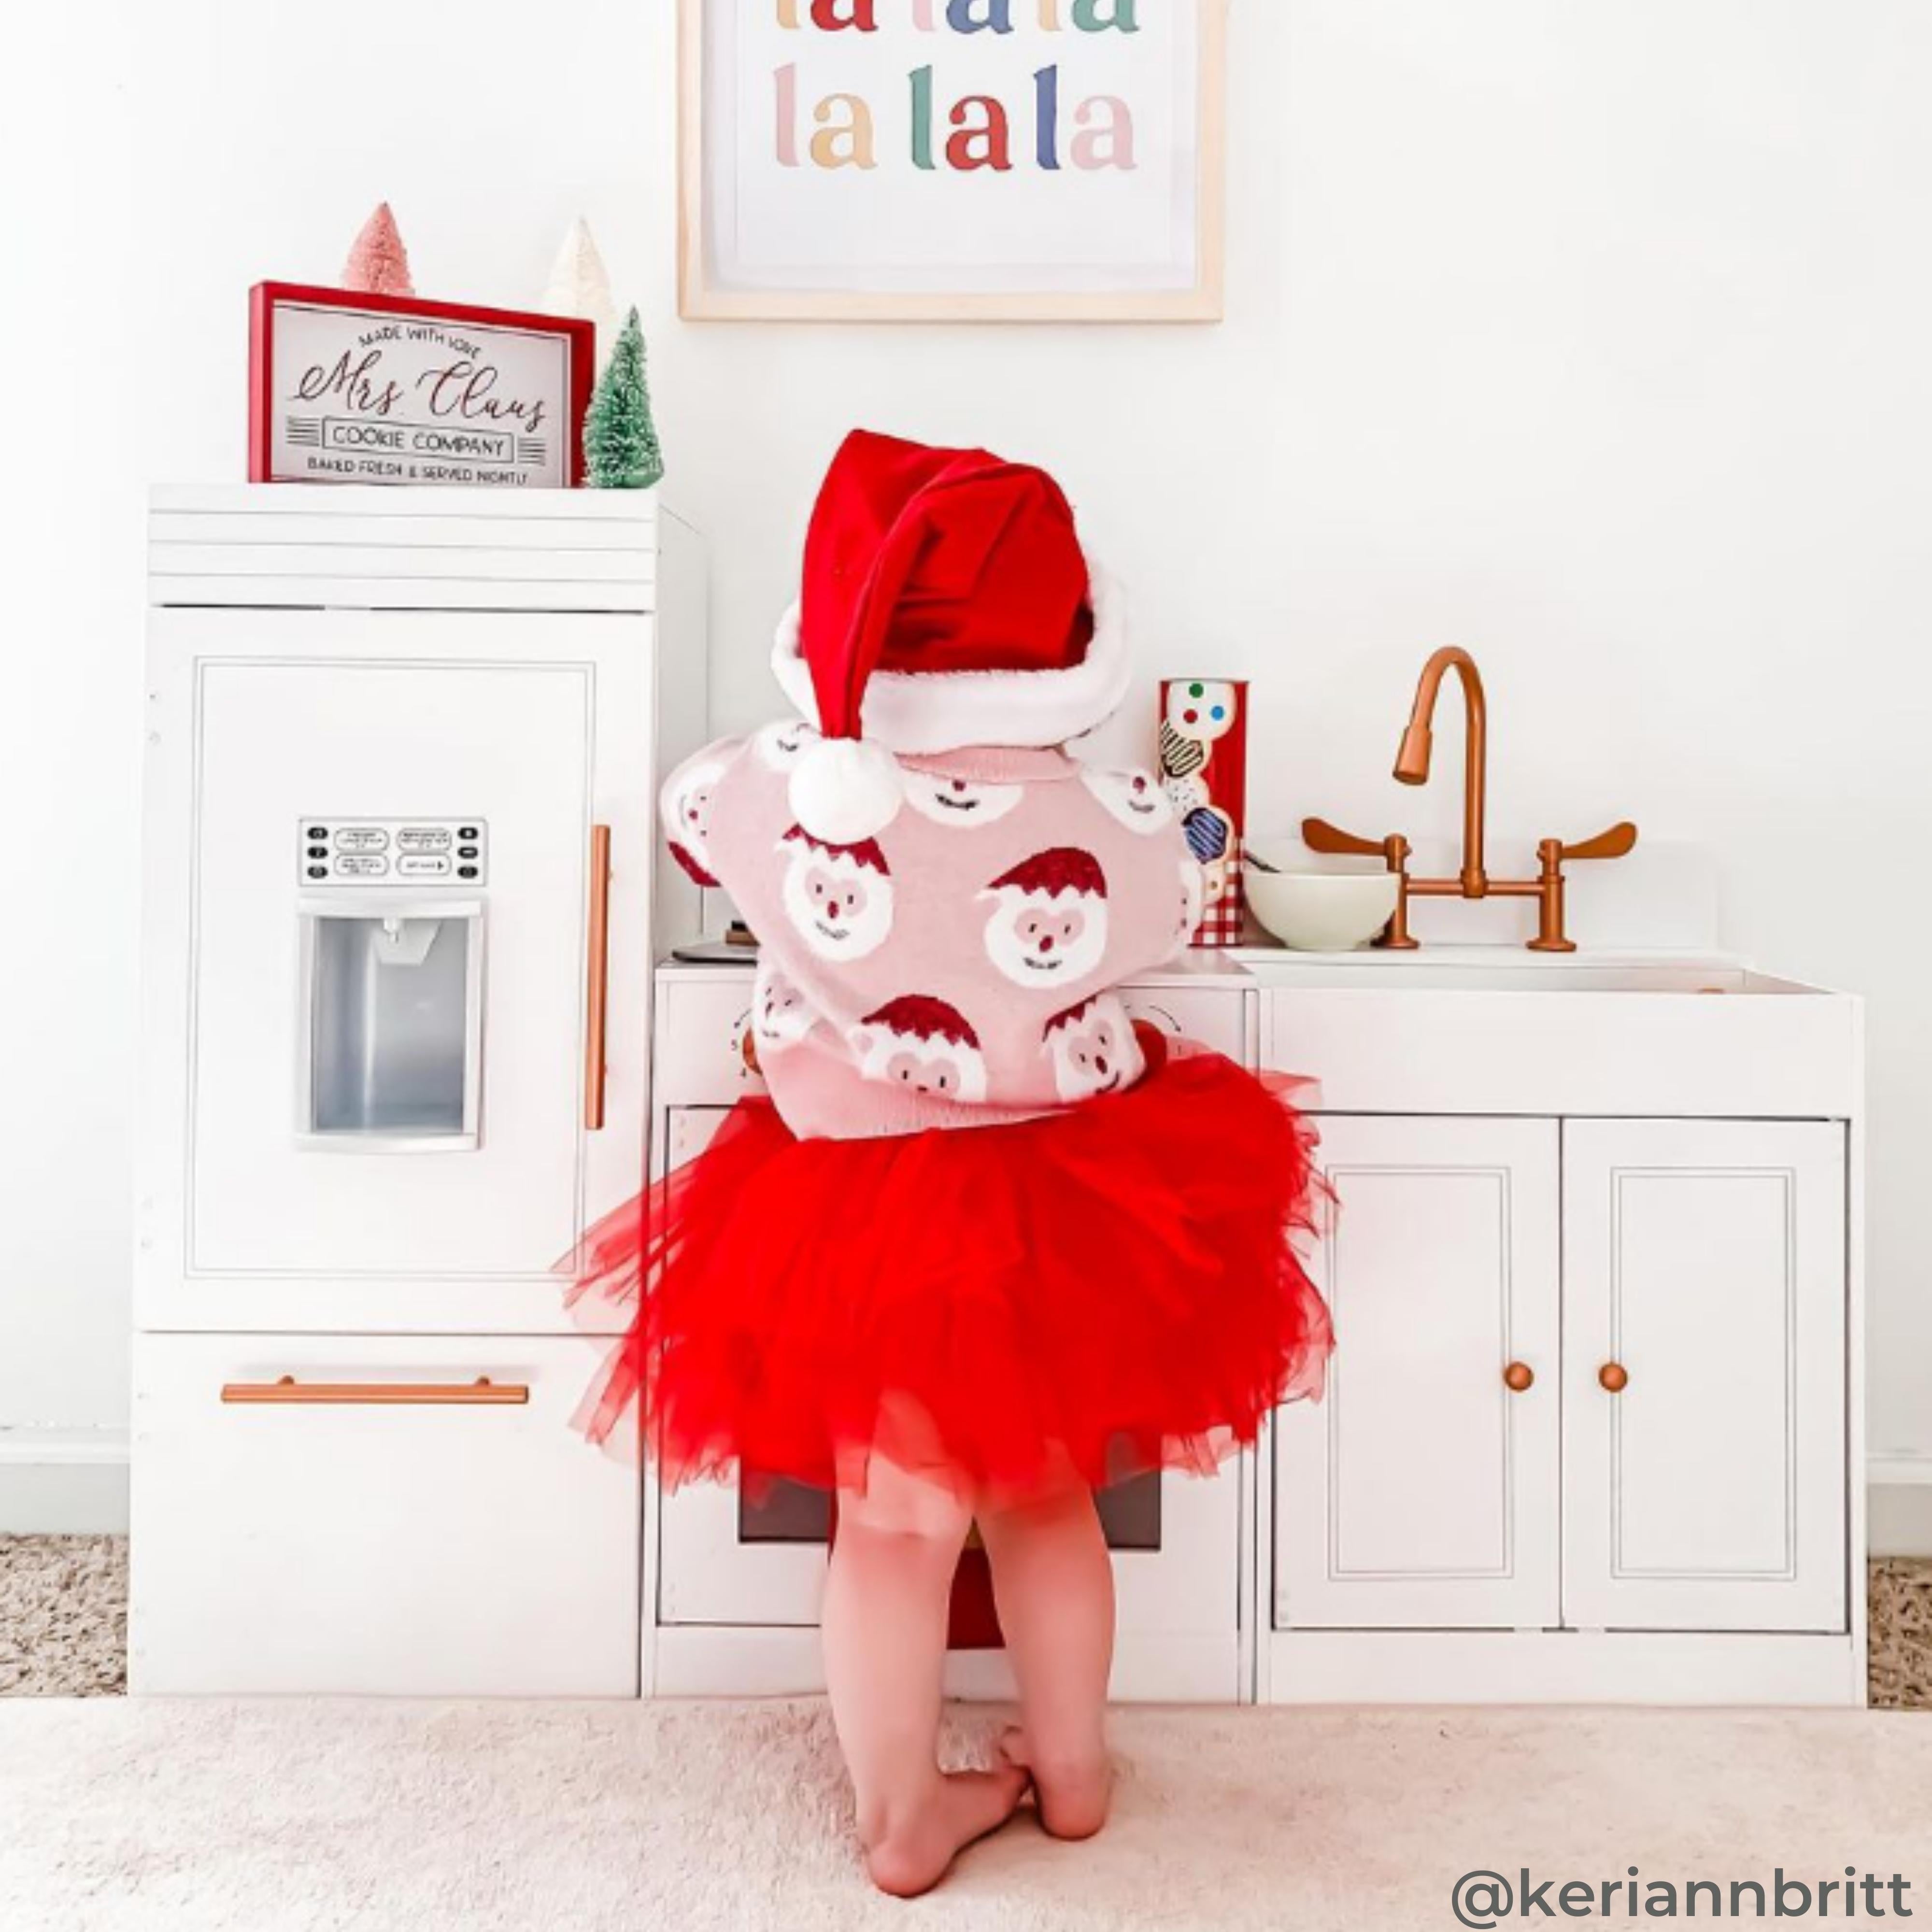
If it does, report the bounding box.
[1599,1362,1631,1394]
[584,824,612,1132]
[221,1376,530,1406]
[1503,1362,1535,1393]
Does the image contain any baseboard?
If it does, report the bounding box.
[0,1429,130,1534]
[1261,1630,1863,1707]
[1870,1453,1932,1558]
[651,1627,1241,1704]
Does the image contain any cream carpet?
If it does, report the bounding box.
[2,1698,1931,1932]
[0,1536,126,1696]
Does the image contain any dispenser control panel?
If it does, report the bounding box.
[296,819,489,886]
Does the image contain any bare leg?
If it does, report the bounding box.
[821,1456,1029,1897]
[978,1477,1116,1840]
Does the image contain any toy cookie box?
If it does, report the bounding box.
[1159,678,1248,949]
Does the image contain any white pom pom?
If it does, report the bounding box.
[788,736,902,846]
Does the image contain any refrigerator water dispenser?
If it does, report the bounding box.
[298,901,485,1150]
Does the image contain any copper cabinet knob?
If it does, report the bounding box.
[1599,1362,1630,1394]
[1503,1362,1535,1393]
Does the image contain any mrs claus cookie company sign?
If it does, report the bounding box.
[249,284,593,487]
[683,0,1222,318]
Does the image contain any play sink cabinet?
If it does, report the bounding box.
[649,949,1864,1708]
[1256,950,1863,1705]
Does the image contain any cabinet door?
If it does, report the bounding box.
[1562,1120,1847,1633]
[140,607,651,1332]
[1275,1116,1560,1630]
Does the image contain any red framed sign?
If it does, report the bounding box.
[249,283,594,488]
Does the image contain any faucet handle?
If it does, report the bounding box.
[1302,816,1392,860]
[1559,822,1639,864]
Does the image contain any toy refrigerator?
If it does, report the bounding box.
[131,485,706,1696]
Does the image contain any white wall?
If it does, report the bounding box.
[4,0,1929,1514]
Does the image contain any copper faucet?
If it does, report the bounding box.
[1303,646,1636,953]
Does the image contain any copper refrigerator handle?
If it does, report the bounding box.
[585,824,612,1132]
[221,1376,529,1406]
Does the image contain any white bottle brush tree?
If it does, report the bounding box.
[583,308,664,490]
[542,217,620,370]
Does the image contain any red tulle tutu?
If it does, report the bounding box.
[563,1046,1332,1501]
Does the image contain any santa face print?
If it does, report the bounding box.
[778,829,894,962]
[981,849,1109,989]
[753,718,820,774]
[1165,680,1241,746]
[1043,995,1144,1104]
[752,963,816,1051]
[901,772,1025,829]
[1080,765,1176,836]
[666,760,725,888]
[849,1030,989,1104]
[849,997,988,1104]
[991,895,1106,985]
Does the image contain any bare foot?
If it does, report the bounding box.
[863,1765,1031,1899]
[1001,1724,1113,1842]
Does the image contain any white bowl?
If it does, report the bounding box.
[1243,843,1400,952]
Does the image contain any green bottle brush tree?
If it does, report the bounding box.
[582,307,664,490]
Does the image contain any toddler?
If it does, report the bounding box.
[570,430,1331,1896]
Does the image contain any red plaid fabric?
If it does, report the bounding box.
[1192,849,1247,949]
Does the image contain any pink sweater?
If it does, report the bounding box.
[663,723,1201,1141]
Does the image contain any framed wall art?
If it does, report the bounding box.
[679,0,1226,322]
[248,284,595,488]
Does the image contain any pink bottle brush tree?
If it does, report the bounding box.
[342,202,415,297]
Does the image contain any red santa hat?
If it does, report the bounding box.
[775,430,1131,846]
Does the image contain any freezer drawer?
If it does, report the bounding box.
[129,1332,639,1696]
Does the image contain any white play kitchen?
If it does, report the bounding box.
[131,486,1865,1706]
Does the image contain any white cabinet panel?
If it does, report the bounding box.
[139,606,656,1332]
[1117,985,1247,1061]
[660,1467,831,1628]
[656,981,768,1108]
[129,1332,639,1696]
[1276,1116,1560,1630]
[186,648,589,1275]
[1562,1120,1847,1633]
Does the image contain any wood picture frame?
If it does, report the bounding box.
[679,0,1226,323]
[248,283,595,487]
